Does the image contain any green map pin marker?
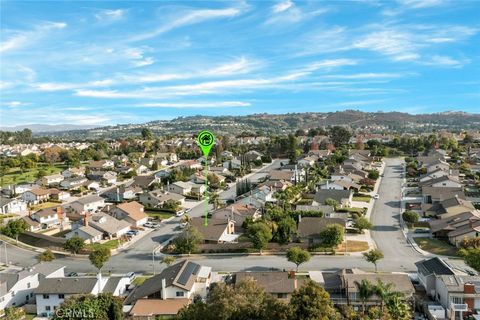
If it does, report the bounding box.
[198,130,215,157]
[197,130,215,226]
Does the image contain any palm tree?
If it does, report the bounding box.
[386,292,411,320]
[375,280,394,312]
[355,279,375,314]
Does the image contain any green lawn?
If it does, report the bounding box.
[352,196,371,203]
[30,201,61,211]
[413,237,458,256]
[0,164,66,187]
[132,276,151,286]
[87,239,121,251]
[146,210,175,220]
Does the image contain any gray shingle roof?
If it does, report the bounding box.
[314,189,351,204]
[415,257,455,277]
[35,277,98,294]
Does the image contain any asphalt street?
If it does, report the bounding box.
[2,158,467,276]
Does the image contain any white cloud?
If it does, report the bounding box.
[382,0,445,16]
[324,73,405,79]
[130,7,243,42]
[0,21,66,53]
[4,101,24,108]
[207,57,259,76]
[133,57,155,67]
[272,0,294,13]
[95,9,126,22]
[137,101,251,108]
[423,55,469,67]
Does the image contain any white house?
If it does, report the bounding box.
[61,167,85,178]
[60,177,88,190]
[0,265,64,311]
[0,197,27,214]
[69,195,105,214]
[124,260,211,305]
[39,174,64,186]
[35,274,130,317]
[168,181,192,195]
[21,189,51,204]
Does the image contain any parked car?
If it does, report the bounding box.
[143,222,155,228]
[373,194,380,199]
[126,230,139,236]
[126,272,136,279]
[176,210,185,217]
[67,272,78,277]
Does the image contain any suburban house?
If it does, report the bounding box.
[269,170,295,182]
[101,186,140,202]
[89,159,114,171]
[416,257,457,298]
[0,197,27,214]
[30,207,66,229]
[21,188,51,204]
[66,214,103,243]
[296,217,346,245]
[88,171,117,185]
[211,204,261,228]
[429,212,480,239]
[313,189,352,208]
[447,219,480,247]
[223,158,241,170]
[125,259,211,306]
[234,272,306,300]
[320,180,361,192]
[190,217,237,243]
[422,187,465,204]
[35,274,130,317]
[419,175,462,188]
[0,264,64,311]
[112,201,148,227]
[38,174,64,186]
[129,175,159,190]
[421,196,476,219]
[59,177,88,190]
[69,195,105,214]
[342,273,415,306]
[61,167,85,178]
[88,213,131,239]
[139,190,185,208]
[244,150,263,162]
[434,274,480,319]
[168,181,192,195]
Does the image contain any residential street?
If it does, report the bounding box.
[1,158,468,275]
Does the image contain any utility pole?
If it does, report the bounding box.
[152,245,162,275]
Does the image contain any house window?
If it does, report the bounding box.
[277,293,288,298]
[46,306,51,311]
[11,291,15,297]
[27,282,31,288]
[59,294,65,299]
[26,295,29,300]
[176,291,185,297]
[453,297,463,304]
[43,294,50,299]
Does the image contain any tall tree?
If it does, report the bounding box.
[286,247,311,271]
[89,247,111,271]
[319,224,344,247]
[290,281,339,320]
[353,216,373,234]
[248,222,272,254]
[355,279,375,314]
[173,225,203,254]
[1,219,27,243]
[141,128,153,140]
[330,126,352,147]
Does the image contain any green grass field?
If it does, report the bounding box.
[87,239,121,251]
[146,210,175,220]
[0,164,66,187]
[352,196,371,203]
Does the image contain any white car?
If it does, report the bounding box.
[176,210,185,217]
[373,194,380,199]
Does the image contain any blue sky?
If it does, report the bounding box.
[1,0,479,126]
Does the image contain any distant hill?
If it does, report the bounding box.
[0,124,99,133]
[9,110,480,138]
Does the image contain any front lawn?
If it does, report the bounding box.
[352,196,371,203]
[132,276,151,286]
[413,237,458,256]
[336,240,370,253]
[30,201,61,211]
[87,239,121,251]
[146,210,175,220]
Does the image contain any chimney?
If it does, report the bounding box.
[84,212,89,227]
[289,270,296,279]
[161,278,166,300]
[56,207,62,221]
[298,214,302,223]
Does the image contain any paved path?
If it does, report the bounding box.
[2,158,469,275]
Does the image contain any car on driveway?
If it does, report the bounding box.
[67,272,78,277]
[176,210,185,217]
[373,194,380,199]
[126,230,139,236]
